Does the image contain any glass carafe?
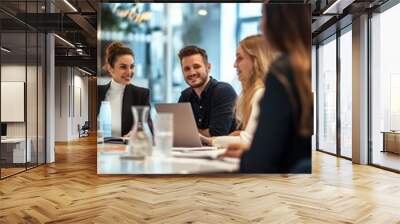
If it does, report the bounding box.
[126,106,153,159]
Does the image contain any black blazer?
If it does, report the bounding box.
[240,55,312,173]
[97,83,151,136]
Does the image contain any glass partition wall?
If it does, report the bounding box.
[0,31,27,177]
[339,27,352,159]
[0,1,46,179]
[370,2,400,171]
[316,25,353,159]
[317,35,337,155]
[315,0,400,172]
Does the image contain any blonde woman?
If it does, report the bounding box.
[201,34,275,148]
[226,3,313,173]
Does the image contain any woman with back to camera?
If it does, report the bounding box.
[200,34,275,148]
[97,42,151,137]
[224,3,313,173]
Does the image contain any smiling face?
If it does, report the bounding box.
[181,54,211,89]
[109,54,134,85]
[234,45,254,84]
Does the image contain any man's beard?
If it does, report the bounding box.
[188,75,208,88]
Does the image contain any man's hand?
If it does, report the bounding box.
[198,128,211,137]
[199,134,213,146]
[223,142,248,158]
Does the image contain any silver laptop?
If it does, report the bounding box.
[155,103,202,147]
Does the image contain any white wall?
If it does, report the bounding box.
[55,66,68,141]
[1,65,26,141]
[54,67,89,141]
[1,65,31,137]
[72,73,89,138]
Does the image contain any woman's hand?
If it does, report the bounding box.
[229,130,241,136]
[223,142,248,158]
[123,131,132,138]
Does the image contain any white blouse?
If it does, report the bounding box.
[212,88,265,148]
[104,79,125,137]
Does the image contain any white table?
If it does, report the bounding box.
[97,144,239,174]
[1,138,31,163]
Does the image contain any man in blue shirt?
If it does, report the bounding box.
[178,45,237,137]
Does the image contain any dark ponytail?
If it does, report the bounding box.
[104,42,134,68]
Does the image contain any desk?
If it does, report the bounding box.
[1,138,32,163]
[382,131,400,154]
[97,144,239,174]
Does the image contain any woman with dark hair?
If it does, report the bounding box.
[101,42,125,76]
[225,3,313,173]
[97,42,151,137]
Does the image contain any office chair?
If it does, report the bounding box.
[79,121,90,138]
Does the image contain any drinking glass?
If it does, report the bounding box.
[154,113,174,157]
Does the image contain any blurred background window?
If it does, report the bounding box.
[99,3,262,104]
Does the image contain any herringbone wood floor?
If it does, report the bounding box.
[1,136,400,223]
